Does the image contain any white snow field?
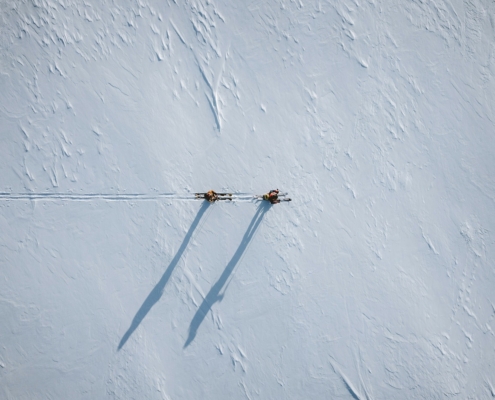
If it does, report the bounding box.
[1,0,495,398]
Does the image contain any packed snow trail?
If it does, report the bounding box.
[0,192,287,202]
[0,192,183,200]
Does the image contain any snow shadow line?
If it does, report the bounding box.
[118,201,211,351]
[184,202,270,348]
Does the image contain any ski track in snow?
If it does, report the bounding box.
[1,0,495,398]
[0,192,264,201]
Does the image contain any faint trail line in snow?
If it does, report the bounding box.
[0,193,177,200]
[0,193,259,202]
[170,20,189,47]
[329,359,366,400]
[184,202,270,348]
[118,201,211,351]
[195,55,223,131]
[343,297,373,400]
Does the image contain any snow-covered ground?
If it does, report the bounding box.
[1,0,495,398]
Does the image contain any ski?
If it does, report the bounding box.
[195,192,232,201]
[254,193,288,199]
[195,193,232,197]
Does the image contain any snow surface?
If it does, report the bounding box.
[1,0,495,398]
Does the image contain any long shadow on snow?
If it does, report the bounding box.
[118,201,210,350]
[184,202,270,348]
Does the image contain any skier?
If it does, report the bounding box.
[263,189,281,204]
[195,190,232,202]
[204,190,218,202]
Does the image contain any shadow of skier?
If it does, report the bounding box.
[118,201,211,350]
[184,202,270,348]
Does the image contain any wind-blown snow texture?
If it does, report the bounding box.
[1,0,495,398]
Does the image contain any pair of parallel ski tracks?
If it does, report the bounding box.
[0,193,268,202]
